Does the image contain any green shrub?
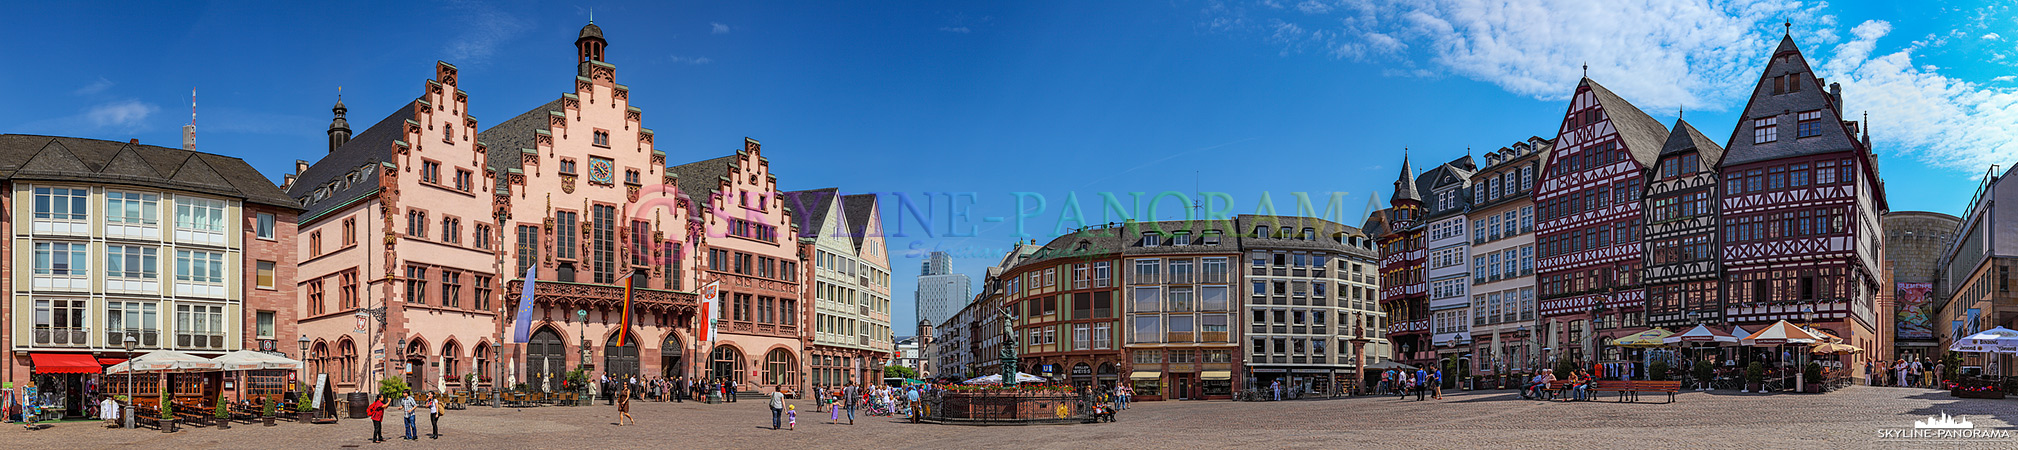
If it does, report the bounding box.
[1650,360,1669,381]
[1553,359,1576,380]
[214,394,230,419]
[1693,361,1714,383]
[1804,362,1823,383]
[261,398,277,417]
[297,392,316,412]
[158,392,174,420]
[1746,362,1765,383]
[380,377,410,399]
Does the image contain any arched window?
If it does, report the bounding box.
[442,341,463,384]
[473,342,490,385]
[311,341,330,382]
[765,349,795,386]
[338,338,358,383]
[710,345,745,384]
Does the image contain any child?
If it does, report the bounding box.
[787,405,796,430]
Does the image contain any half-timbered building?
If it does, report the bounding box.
[1642,120,1726,328]
[1377,158,1432,368]
[1717,35,1886,360]
[1534,78,1665,364]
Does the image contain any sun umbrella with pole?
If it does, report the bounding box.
[1949,327,2018,378]
[105,350,224,374]
[1610,328,1673,348]
[1741,321,1821,392]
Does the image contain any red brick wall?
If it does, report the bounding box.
[243,206,303,362]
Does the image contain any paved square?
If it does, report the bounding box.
[4,386,2012,449]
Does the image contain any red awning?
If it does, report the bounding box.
[97,358,127,366]
[30,353,102,374]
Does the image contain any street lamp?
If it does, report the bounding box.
[298,334,311,414]
[123,334,137,429]
[491,341,503,408]
[577,309,590,400]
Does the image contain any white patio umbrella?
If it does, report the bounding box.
[105,350,224,374]
[211,350,302,371]
[962,372,1046,385]
[1663,324,1738,345]
[1950,327,2018,353]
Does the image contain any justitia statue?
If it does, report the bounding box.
[1001,307,1019,387]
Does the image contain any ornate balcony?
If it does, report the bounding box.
[506,280,699,315]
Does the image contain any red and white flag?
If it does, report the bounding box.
[699,281,720,342]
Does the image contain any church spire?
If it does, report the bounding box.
[328,87,351,153]
[1390,151,1421,205]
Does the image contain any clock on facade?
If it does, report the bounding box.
[588,157,615,185]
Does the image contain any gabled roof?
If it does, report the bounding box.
[1720,34,1865,167]
[1581,78,1670,169]
[477,98,566,189]
[1660,119,1726,167]
[783,188,841,237]
[287,101,419,220]
[0,134,300,210]
[842,194,878,252]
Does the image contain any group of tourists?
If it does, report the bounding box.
[1867,358,1943,388]
[1374,367,1446,401]
[365,391,443,443]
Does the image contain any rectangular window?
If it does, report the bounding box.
[421,161,441,184]
[1753,117,1778,143]
[256,212,276,239]
[34,187,89,222]
[516,225,540,273]
[105,191,159,225]
[343,218,357,246]
[341,270,360,309]
[591,204,616,283]
[174,304,226,349]
[554,211,578,259]
[107,301,159,347]
[1796,110,1823,138]
[256,260,276,289]
[34,242,89,277]
[405,265,429,305]
[442,270,463,308]
[256,310,275,339]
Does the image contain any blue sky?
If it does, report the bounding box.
[4,1,2014,332]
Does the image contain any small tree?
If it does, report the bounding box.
[1804,362,1823,384]
[1649,360,1669,381]
[1553,359,1576,380]
[297,392,317,413]
[213,393,231,420]
[884,365,919,380]
[1693,360,1714,385]
[1745,361,1765,384]
[158,391,174,420]
[261,398,277,417]
[380,377,410,399]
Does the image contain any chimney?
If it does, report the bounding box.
[282,174,297,191]
[129,138,139,145]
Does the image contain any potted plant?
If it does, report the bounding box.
[1692,361,1714,390]
[1649,360,1669,381]
[1744,362,1765,393]
[158,393,176,433]
[261,397,278,426]
[296,392,316,422]
[213,393,231,429]
[1804,362,1824,393]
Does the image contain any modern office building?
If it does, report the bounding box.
[1234,215,1383,397]
[916,251,970,330]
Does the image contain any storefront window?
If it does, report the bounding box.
[1132,378,1161,397]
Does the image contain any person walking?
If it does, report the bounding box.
[769,389,786,429]
[616,386,634,426]
[1271,379,1282,401]
[1934,361,1946,388]
[1431,367,1444,400]
[1116,384,1131,410]
[842,382,860,425]
[906,386,923,423]
[367,395,387,443]
[787,404,797,430]
[400,392,418,441]
[426,392,442,439]
[728,379,739,403]
[1413,367,1428,401]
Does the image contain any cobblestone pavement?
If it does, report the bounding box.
[5,386,2013,449]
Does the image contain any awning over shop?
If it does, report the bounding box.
[30,353,102,374]
[1200,371,1232,380]
[1129,371,1162,380]
[96,358,127,366]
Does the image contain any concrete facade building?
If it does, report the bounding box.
[1465,139,1548,386]
[916,250,970,331]
[3,133,301,414]
[1882,211,1957,362]
[1235,215,1383,397]
[1935,164,2018,375]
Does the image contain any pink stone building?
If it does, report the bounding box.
[287,62,505,394]
[670,139,805,392]
[480,22,699,387]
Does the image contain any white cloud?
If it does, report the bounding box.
[669,55,713,65]
[711,22,730,34]
[1822,20,2018,171]
[74,77,114,96]
[939,26,971,33]
[442,0,529,64]
[85,100,158,129]
[1201,1,2018,172]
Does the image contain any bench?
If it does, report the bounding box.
[1542,380,1582,401]
[1591,380,1682,403]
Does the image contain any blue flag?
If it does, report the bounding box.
[512,265,537,343]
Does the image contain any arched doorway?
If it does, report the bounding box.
[405,339,428,393]
[606,333,640,378]
[661,335,683,379]
[710,345,745,384]
[527,328,566,391]
[1071,363,1092,389]
[764,349,796,387]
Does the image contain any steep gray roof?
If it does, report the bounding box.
[1236,214,1376,259]
[665,154,738,206]
[782,188,840,238]
[1660,119,1726,167]
[287,101,419,220]
[841,194,878,252]
[1390,156,1421,203]
[1720,35,1864,167]
[477,98,566,193]
[1584,78,1670,168]
[0,134,300,210]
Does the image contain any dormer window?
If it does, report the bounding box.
[1202,230,1222,245]
[1171,231,1192,246]
[1301,228,1316,241]
[1253,226,1269,238]
[1140,232,1160,247]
